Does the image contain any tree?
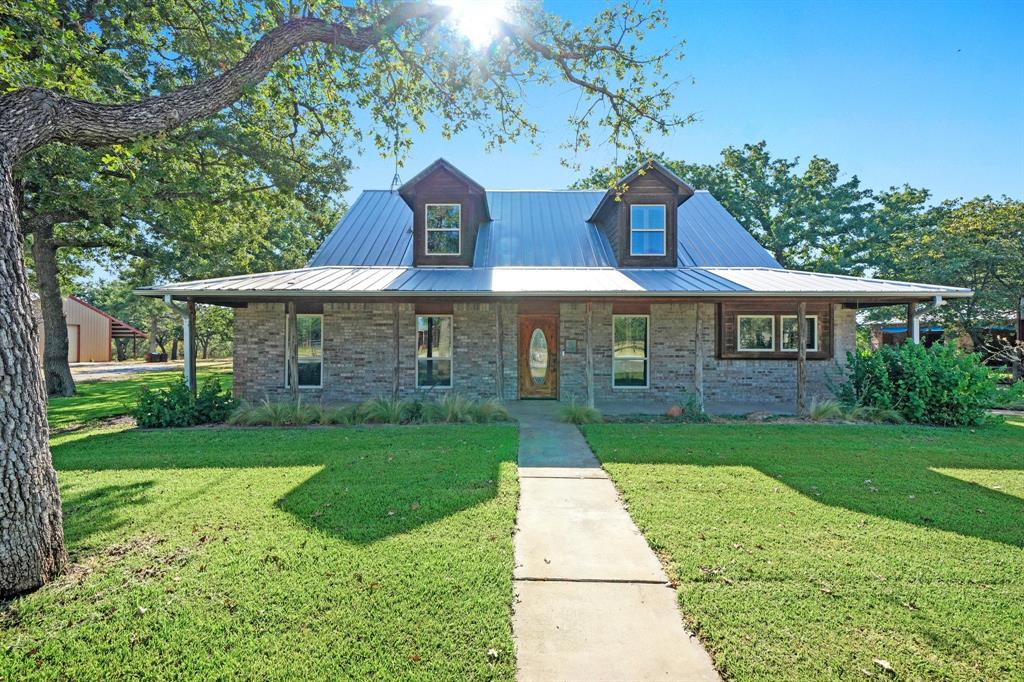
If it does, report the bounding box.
[0,0,690,596]
[574,142,877,271]
[7,2,348,397]
[876,195,1024,347]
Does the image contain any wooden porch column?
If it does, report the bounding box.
[184,299,197,396]
[495,302,504,400]
[906,303,917,344]
[286,302,299,401]
[693,303,705,411]
[796,302,808,416]
[392,303,400,400]
[585,301,595,408]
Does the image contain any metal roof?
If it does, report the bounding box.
[137,266,972,300]
[308,189,781,269]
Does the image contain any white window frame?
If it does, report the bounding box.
[629,204,667,257]
[612,314,650,389]
[284,313,324,389]
[424,203,462,256]
[736,314,775,352]
[415,314,453,389]
[780,314,819,352]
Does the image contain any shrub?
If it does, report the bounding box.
[359,396,415,424]
[846,405,906,424]
[135,378,237,428]
[225,395,511,427]
[470,398,511,423]
[559,399,603,425]
[838,343,996,426]
[421,394,473,423]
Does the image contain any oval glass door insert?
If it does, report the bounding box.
[528,328,548,384]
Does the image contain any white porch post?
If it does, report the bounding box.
[163,295,196,395]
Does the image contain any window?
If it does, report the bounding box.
[613,315,649,387]
[781,315,818,352]
[629,204,666,256]
[416,315,452,387]
[737,315,774,352]
[285,314,323,387]
[425,204,461,255]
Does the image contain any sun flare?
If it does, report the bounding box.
[441,0,513,48]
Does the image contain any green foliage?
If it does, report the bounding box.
[228,395,511,427]
[808,398,844,422]
[838,343,997,426]
[134,378,236,428]
[559,399,604,425]
[991,380,1024,410]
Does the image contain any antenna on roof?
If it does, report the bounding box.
[389,169,402,192]
[388,125,402,192]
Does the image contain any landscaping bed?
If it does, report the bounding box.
[583,418,1024,681]
[2,424,518,680]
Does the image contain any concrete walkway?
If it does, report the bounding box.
[509,402,720,682]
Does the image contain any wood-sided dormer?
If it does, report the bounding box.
[588,160,695,268]
[399,159,489,267]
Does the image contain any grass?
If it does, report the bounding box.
[48,361,232,430]
[582,417,1024,681]
[2,423,519,680]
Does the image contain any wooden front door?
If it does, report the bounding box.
[518,315,558,399]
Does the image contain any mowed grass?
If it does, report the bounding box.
[1,424,519,680]
[583,418,1024,681]
[48,362,232,430]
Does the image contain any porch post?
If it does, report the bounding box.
[286,302,299,401]
[796,301,807,416]
[495,302,504,400]
[392,302,400,400]
[585,301,594,408]
[693,303,705,411]
[906,303,917,344]
[184,299,197,395]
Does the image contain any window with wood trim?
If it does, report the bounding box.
[780,315,818,352]
[613,315,649,387]
[629,204,666,256]
[416,315,452,387]
[425,204,461,255]
[737,315,774,352]
[285,314,323,388]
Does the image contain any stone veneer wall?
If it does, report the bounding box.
[233,300,855,407]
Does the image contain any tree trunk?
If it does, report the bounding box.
[0,162,68,597]
[114,338,129,361]
[30,228,76,396]
[171,338,178,361]
[148,314,159,354]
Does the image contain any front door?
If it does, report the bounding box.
[518,315,558,399]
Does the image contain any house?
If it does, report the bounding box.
[36,295,146,363]
[136,159,971,413]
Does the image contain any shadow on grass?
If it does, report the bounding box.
[588,422,1024,548]
[52,426,511,545]
[60,480,155,550]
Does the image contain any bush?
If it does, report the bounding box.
[808,397,844,422]
[559,399,603,425]
[225,394,511,427]
[135,378,237,428]
[837,343,996,426]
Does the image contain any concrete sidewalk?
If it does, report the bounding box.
[509,402,719,682]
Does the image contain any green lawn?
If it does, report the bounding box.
[583,418,1024,681]
[2,424,518,680]
[48,362,232,430]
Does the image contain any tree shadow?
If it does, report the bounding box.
[592,423,1024,548]
[51,426,511,544]
[59,480,156,551]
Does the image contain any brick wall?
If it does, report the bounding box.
[233,299,856,408]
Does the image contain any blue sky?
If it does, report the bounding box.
[344,0,1023,205]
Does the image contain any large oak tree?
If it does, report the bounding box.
[0,1,689,596]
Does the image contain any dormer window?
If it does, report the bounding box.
[425,203,461,255]
[629,204,666,256]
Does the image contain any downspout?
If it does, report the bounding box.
[910,295,945,343]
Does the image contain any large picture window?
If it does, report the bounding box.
[285,314,323,388]
[629,204,666,256]
[737,315,774,352]
[781,315,818,351]
[416,315,453,387]
[425,204,461,255]
[613,315,649,387]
